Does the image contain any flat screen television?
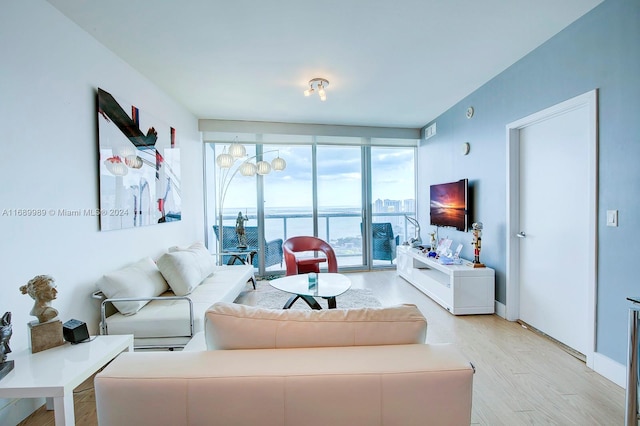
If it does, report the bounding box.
[429,179,469,232]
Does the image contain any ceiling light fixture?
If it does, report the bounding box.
[304,78,329,101]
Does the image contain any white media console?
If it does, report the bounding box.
[396,245,495,315]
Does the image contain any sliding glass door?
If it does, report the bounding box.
[204,133,417,275]
[316,145,364,269]
[369,146,417,266]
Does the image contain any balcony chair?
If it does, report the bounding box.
[366,222,399,263]
[282,236,338,276]
[213,225,283,269]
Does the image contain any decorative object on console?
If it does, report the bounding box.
[471,222,485,268]
[405,215,422,248]
[303,77,329,101]
[0,312,14,381]
[20,275,64,353]
[215,139,286,259]
[429,230,437,253]
[97,88,181,230]
[436,238,453,258]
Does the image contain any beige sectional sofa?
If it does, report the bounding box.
[95,303,475,425]
[94,243,255,349]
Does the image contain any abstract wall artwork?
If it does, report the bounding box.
[97,88,181,231]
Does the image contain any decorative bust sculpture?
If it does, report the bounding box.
[0,312,11,364]
[20,275,59,323]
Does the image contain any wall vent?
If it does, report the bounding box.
[424,123,436,140]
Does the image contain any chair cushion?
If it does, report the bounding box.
[157,242,216,296]
[205,302,427,350]
[96,257,169,315]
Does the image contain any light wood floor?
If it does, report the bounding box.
[19,270,624,425]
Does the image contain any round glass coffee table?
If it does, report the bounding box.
[269,273,351,309]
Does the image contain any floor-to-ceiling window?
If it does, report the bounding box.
[316,144,364,269]
[370,146,417,265]
[203,126,418,275]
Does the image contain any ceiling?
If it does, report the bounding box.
[47,0,602,129]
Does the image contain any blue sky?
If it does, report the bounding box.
[216,144,415,210]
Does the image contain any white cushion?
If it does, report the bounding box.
[103,265,254,347]
[96,257,168,315]
[156,242,215,296]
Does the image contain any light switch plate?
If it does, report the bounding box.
[606,210,618,227]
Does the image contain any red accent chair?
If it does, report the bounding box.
[282,236,338,276]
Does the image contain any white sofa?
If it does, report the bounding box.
[95,303,475,425]
[94,243,255,349]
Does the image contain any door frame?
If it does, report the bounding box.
[505,89,598,368]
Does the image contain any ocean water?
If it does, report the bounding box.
[222,207,411,255]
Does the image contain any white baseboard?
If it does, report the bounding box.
[0,397,45,426]
[592,352,627,388]
[495,300,506,318]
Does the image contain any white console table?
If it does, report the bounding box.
[396,245,495,315]
[0,334,133,425]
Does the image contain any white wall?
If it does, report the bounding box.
[0,1,203,423]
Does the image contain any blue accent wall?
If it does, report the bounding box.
[419,0,640,364]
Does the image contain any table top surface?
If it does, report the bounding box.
[269,273,351,298]
[0,334,133,396]
[212,248,258,255]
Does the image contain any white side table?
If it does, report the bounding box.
[0,334,133,425]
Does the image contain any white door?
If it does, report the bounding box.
[506,90,597,364]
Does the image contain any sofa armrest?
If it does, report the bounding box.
[100,295,194,337]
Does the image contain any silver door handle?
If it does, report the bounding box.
[516,232,526,238]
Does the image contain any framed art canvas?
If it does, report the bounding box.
[97,88,181,231]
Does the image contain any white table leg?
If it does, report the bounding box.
[53,394,75,425]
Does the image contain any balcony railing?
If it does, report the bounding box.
[217,210,418,269]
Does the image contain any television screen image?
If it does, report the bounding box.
[430,179,468,232]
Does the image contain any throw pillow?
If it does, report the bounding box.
[157,242,215,296]
[96,257,169,316]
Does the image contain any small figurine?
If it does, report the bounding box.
[429,231,437,253]
[0,312,14,380]
[235,211,249,249]
[20,275,59,323]
[471,222,485,268]
[0,312,12,363]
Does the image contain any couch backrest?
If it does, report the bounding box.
[204,302,427,350]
